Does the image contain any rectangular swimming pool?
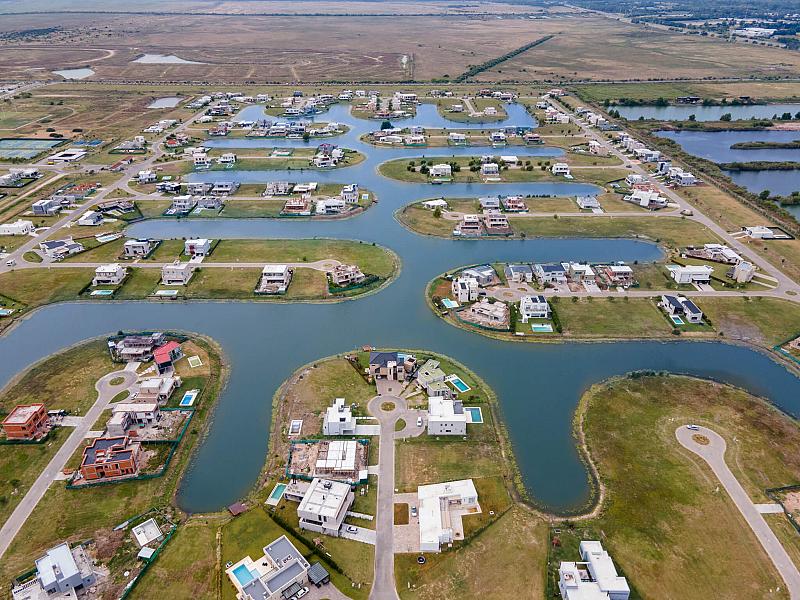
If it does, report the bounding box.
[266,482,287,506]
[90,289,114,296]
[179,389,199,407]
[531,323,553,333]
[465,406,483,423]
[232,564,256,587]
[446,374,471,393]
[442,298,459,309]
[671,315,684,325]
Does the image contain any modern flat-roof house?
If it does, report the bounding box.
[107,402,160,437]
[504,263,533,283]
[340,183,359,204]
[430,164,452,179]
[31,197,62,216]
[161,260,194,285]
[297,478,354,537]
[602,265,634,287]
[576,195,600,210]
[11,543,98,598]
[136,375,181,402]
[465,298,509,328]
[659,295,703,324]
[479,196,500,211]
[564,262,595,283]
[184,238,212,257]
[92,263,127,286]
[535,263,567,284]
[369,351,416,381]
[77,210,103,226]
[480,162,500,177]
[423,198,448,211]
[461,265,496,287]
[501,195,527,212]
[559,540,630,600]
[123,238,157,258]
[2,403,49,440]
[80,436,141,481]
[329,264,366,287]
[451,276,479,303]
[256,264,292,294]
[323,398,356,436]
[225,536,310,600]
[732,261,756,283]
[416,359,447,393]
[108,332,165,362]
[427,397,467,436]
[667,264,713,285]
[39,238,84,259]
[0,219,34,236]
[417,479,480,552]
[551,163,571,176]
[453,214,484,237]
[519,295,551,322]
[482,213,512,236]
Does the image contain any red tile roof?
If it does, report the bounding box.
[153,341,180,364]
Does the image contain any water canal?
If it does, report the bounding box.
[2,101,800,515]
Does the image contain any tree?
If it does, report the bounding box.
[380,120,392,130]
[759,190,771,200]
[688,114,696,121]
[720,113,732,121]
[433,207,442,218]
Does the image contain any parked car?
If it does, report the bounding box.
[411,506,417,518]
[416,416,423,427]
[686,424,700,431]
[346,525,358,533]
[295,588,309,599]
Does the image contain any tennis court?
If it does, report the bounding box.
[0,138,65,160]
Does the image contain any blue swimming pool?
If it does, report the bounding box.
[90,289,114,296]
[465,406,483,423]
[232,564,256,587]
[269,483,287,500]
[671,316,685,325]
[447,375,471,393]
[531,323,554,333]
[179,389,199,407]
[442,298,459,309]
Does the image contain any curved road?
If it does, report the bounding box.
[676,425,800,599]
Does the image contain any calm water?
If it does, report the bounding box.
[617,104,800,122]
[148,97,183,109]
[52,68,94,80]
[657,129,800,197]
[3,102,800,515]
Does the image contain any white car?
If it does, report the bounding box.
[416,417,423,427]
[686,424,700,431]
[295,588,309,599]
[346,525,358,533]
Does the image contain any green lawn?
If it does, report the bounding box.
[579,374,800,600]
[554,297,674,338]
[700,297,800,347]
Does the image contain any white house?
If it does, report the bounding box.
[217,152,236,164]
[423,199,448,211]
[340,183,359,204]
[667,264,713,285]
[576,196,601,210]
[297,478,354,537]
[0,219,34,236]
[256,264,292,294]
[429,164,452,179]
[559,540,630,600]
[427,397,467,436]
[315,197,346,215]
[742,226,774,239]
[225,536,310,600]
[161,261,194,285]
[11,543,98,598]
[184,238,211,257]
[732,261,756,283]
[451,276,479,303]
[92,263,127,286]
[480,163,500,177]
[519,295,551,322]
[659,294,703,324]
[137,170,156,184]
[323,398,356,436]
[534,263,567,284]
[77,210,103,226]
[123,238,156,258]
[460,265,496,287]
[417,479,480,552]
[551,163,571,176]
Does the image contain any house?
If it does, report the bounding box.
[588,140,608,156]
[0,219,34,236]
[731,261,756,283]
[312,154,336,168]
[423,199,448,211]
[465,298,509,327]
[535,263,567,284]
[256,264,292,294]
[211,181,239,195]
[329,264,366,287]
[427,397,467,436]
[153,341,183,374]
[559,540,630,600]
[282,196,313,216]
[185,182,213,195]
[453,214,484,237]
[483,213,511,235]
[625,189,666,210]
[2,403,49,440]
[416,359,447,393]
[161,260,194,285]
[625,174,644,186]
[564,262,595,283]
[417,480,480,552]
[225,536,311,600]
[602,264,635,287]
[39,238,84,259]
[315,197,346,215]
[217,152,237,164]
[551,163,571,176]
[576,196,600,210]
[667,264,713,285]
[480,162,500,177]
[323,398,355,436]
[369,351,416,381]
[451,276,479,303]
[461,265,496,286]
[659,295,703,324]
[504,264,533,283]
[742,226,776,239]
[77,210,103,226]
[519,295,551,322]
[123,238,156,258]
[80,436,141,481]
[479,196,500,211]
[11,543,98,598]
[137,170,157,184]
[108,332,166,362]
[699,243,742,264]
[430,164,452,179]
[197,196,223,210]
[448,132,467,145]
[501,196,527,212]
[184,238,211,257]
[107,402,160,437]
[489,131,506,144]
[92,263,126,286]
[340,183,359,204]
[193,153,211,168]
[31,197,62,216]
[136,376,181,403]
[296,478,354,537]
[171,195,197,214]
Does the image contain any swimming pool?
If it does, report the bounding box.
[0,309,13,317]
[446,374,471,393]
[154,289,179,296]
[232,564,256,587]
[441,298,459,309]
[266,482,287,506]
[531,323,554,333]
[671,315,685,325]
[180,389,199,407]
[90,289,114,297]
[465,406,483,423]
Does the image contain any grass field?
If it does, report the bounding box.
[574,82,800,105]
[554,296,675,338]
[579,374,800,599]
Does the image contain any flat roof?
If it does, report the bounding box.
[36,543,79,588]
[3,403,45,425]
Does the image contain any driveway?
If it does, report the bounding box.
[676,425,800,599]
[339,525,376,545]
[0,369,138,559]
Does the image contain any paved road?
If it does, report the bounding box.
[367,391,403,600]
[676,425,800,599]
[0,369,138,559]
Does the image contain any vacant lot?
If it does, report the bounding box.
[580,374,800,600]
